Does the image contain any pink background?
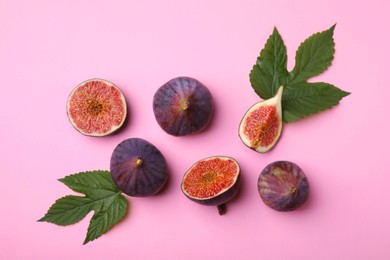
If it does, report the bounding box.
[1,0,389,259]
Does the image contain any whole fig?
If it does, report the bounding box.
[110,138,168,197]
[153,77,214,136]
[258,161,309,211]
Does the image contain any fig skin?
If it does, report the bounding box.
[110,138,168,197]
[181,156,241,215]
[66,78,127,137]
[258,161,309,212]
[239,86,283,153]
[186,177,241,207]
[153,77,214,136]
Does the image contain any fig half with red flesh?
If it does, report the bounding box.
[181,156,240,215]
[153,77,214,136]
[66,79,127,137]
[239,86,283,152]
[110,138,168,197]
[258,161,309,212]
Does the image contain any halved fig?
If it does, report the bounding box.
[239,86,283,152]
[110,138,168,197]
[258,161,309,212]
[66,79,127,137]
[181,156,240,215]
[153,77,214,136]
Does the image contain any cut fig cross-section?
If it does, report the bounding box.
[181,156,240,215]
[239,86,283,153]
[66,79,127,137]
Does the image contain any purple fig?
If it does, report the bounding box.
[110,138,168,197]
[258,161,309,211]
[153,77,214,136]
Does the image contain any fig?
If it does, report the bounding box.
[66,79,127,136]
[239,86,283,152]
[153,77,214,136]
[181,156,240,215]
[258,161,309,212]
[110,138,168,197]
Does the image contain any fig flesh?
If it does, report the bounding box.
[181,156,240,215]
[258,161,309,211]
[239,86,283,152]
[66,79,127,137]
[153,77,214,136]
[110,138,168,197]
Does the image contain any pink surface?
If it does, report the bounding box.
[1,0,389,259]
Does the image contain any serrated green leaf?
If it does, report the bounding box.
[249,25,349,123]
[288,25,336,85]
[39,170,129,244]
[59,170,118,198]
[282,82,350,122]
[250,27,288,99]
[38,195,94,226]
[84,193,128,244]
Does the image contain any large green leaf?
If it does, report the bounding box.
[249,25,349,123]
[39,170,128,244]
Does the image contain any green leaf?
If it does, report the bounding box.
[38,195,94,226]
[250,27,288,99]
[59,170,118,198]
[84,194,128,244]
[282,82,350,122]
[288,25,336,85]
[39,170,128,244]
[249,25,349,123]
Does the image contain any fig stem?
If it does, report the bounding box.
[180,100,189,111]
[135,158,143,167]
[217,204,227,215]
[290,187,297,194]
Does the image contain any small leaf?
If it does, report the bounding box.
[39,170,129,244]
[84,194,128,244]
[282,82,350,122]
[250,27,289,99]
[59,170,118,197]
[38,195,94,226]
[288,25,336,84]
